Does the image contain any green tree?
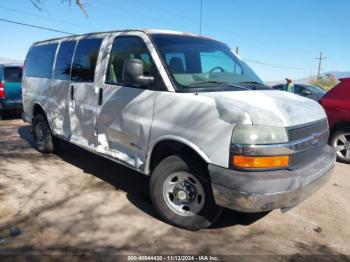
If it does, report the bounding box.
[30,0,88,17]
[310,74,338,91]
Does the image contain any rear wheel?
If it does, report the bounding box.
[32,113,54,154]
[150,155,223,230]
[331,127,350,164]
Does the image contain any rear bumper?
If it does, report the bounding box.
[0,99,23,110]
[209,145,336,213]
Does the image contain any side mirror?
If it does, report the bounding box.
[122,58,154,86]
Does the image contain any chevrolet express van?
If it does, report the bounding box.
[22,29,335,230]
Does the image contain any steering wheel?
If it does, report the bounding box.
[209,66,225,73]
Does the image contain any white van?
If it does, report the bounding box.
[22,29,335,230]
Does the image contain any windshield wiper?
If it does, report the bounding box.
[189,80,248,90]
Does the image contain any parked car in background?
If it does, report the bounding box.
[320,78,350,163]
[22,29,335,230]
[0,64,23,119]
[273,83,326,101]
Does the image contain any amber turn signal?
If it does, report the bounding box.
[232,155,289,169]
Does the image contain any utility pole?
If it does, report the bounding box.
[199,0,203,35]
[315,52,326,80]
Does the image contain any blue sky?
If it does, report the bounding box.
[0,0,349,81]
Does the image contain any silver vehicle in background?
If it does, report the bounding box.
[22,29,335,230]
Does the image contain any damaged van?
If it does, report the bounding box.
[22,29,335,230]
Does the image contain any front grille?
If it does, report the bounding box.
[289,142,326,169]
[288,119,329,169]
[287,119,328,142]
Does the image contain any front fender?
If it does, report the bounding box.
[144,135,211,175]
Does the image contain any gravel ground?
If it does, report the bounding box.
[0,118,349,260]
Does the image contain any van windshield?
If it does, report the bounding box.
[4,67,23,83]
[151,34,264,91]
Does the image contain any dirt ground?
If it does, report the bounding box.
[0,118,349,260]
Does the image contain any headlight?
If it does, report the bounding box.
[231,125,288,145]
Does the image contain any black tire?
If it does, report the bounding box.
[150,155,223,230]
[32,113,54,154]
[330,127,350,164]
[0,110,6,120]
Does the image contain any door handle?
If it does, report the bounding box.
[70,85,74,100]
[98,88,103,106]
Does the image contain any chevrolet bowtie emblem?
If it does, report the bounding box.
[312,133,320,145]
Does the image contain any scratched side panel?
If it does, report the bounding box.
[95,87,156,169]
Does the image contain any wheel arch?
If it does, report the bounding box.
[32,102,53,131]
[145,136,211,175]
[330,121,350,137]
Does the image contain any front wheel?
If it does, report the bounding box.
[150,155,222,230]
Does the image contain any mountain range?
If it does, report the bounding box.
[266,71,350,86]
[0,57,23,64]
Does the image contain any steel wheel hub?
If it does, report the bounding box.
[163,172,205,216]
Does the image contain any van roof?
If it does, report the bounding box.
[32,28,216,45]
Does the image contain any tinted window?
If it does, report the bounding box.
[106,36,153,85]
[4,67,22,82]
[25,43,58,78]
[294,85,304,94]
[54,41,76,80]
[71,38,102,82]
[274,85,287,91]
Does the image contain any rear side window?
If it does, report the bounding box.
[71,38,102,82]
[4,67,22,82]
[54,41,76,80]
[25,43,58,78]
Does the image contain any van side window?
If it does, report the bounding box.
[54,41,76,80]
[71,38,102,83]
[25,43,58,78]
[105,36,154,85]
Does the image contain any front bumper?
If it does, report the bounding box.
[209,145,335,213]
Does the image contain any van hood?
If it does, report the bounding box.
[202,90,327,127]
